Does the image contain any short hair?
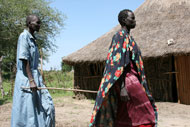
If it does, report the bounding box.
[26,14,39,27]
[118,9,133,26]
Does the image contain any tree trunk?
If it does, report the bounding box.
[0,56,5,98]
[11,64,16,96]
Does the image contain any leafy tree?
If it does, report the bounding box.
[61,61,72,72]
[0,0,66,97]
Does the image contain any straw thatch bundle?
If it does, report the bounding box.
[63,0,190,65]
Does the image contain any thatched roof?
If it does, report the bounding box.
[63,0,190,65]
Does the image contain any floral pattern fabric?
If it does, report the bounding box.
[89,29,157,127]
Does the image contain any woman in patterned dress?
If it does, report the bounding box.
[89,9,158,127]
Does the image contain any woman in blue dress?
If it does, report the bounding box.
[11,15,55,127]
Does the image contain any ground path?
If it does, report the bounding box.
[1,96,190,127]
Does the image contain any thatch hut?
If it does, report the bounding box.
[63,0,190,104]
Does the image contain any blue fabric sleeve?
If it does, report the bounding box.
[18,34,30,60]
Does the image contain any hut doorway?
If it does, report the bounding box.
[171,56,178,102]
[175,55,190,105]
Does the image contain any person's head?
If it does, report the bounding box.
[26,14,41,33]
[118,9,136,29]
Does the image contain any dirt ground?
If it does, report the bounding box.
[1,96,190,127]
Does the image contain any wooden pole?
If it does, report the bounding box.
[0,56,5,98]
[21,86,98,93]
[40,48,44,81]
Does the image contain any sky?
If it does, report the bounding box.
[44,0,145,70]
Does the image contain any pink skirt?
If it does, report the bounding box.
[115,72,155,127]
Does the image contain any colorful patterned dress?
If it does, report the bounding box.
[11,29,55,127]
[89,29,158,127]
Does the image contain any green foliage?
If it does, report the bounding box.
[0,96,12,105]
[44,71,74,97]
[0,0,66,79]
[0,0,65,53]
[0,71,74,105]
[0,80,13,105]
[61,61,72,72]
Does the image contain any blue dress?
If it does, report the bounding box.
[11,29,55,127]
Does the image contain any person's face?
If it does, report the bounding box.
[124,11,136,29]
[29,16,41,32]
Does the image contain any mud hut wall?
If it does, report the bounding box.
[74,62,105,99]
[143,56,175,102]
